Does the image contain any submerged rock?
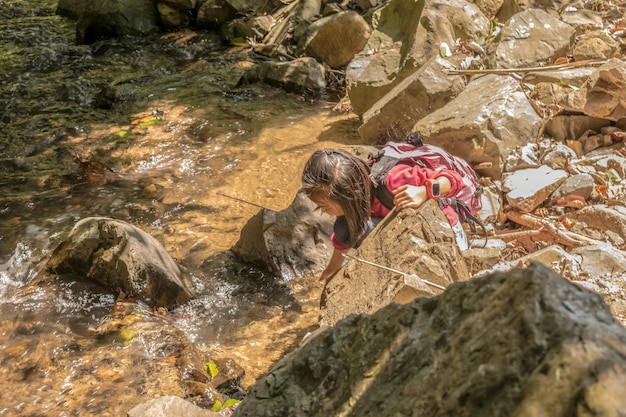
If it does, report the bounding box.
[35,217,194,308]
[233,262,626,416]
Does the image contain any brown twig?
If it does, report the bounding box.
[446,59,607,75]
[504,210,585,247]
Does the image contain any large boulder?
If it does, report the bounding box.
[34,217,194,308]
[297,11,371,70]
[561,59,626,122]
[411,74,543,179]
[357,55,466,144]
[319,199,469,326]
[237,57,327,93]
[231,192,334,279]
[346,0,490,117]
[233,262,626,417]
[56,0,164,44]
[490,8,576,68]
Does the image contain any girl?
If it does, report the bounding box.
[301,148,468,282]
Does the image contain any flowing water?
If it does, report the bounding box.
[0,0,361,415]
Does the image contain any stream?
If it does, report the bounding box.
[0,0,361,415]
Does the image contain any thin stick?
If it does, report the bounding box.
[343,254,446,290]
[446,59,607,76]
[216,192,269,210]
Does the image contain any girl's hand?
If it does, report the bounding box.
[392,184,427,210]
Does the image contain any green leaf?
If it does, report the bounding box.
[211,400,222,412]
[231,37,249,46]
[207,361,219,378]
[137,118,161,127]
[224,399,240,408]
[117,130,132,138]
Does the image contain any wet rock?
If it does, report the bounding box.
[128,395,220,417]
[237,57,326,93]
[502,165,568,212]
[71,0,163,44]
[226,0,276,15]
[196,0,237,28]
[412,74,542,179]
[35,217,194,309]
[491,8,575,68]
[231,192,334,279]
[297,11,371,70]
[221,15,275,42]
[319,199,469,327]
[233,263,626,417]
[158,0,196,29]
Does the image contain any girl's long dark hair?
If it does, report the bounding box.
[301,148,373,247]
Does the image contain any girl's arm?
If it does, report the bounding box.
[320,248,346,282]
[384,163,461,210]
[392,176,451,209]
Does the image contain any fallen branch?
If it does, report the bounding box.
[446,59,607,76]
[491,229,543,242]
[343,253,446,290]
[504,210,595,248]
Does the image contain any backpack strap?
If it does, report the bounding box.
[437,197,489,248]
[374,178,395,210]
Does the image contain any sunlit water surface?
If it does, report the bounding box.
[0,0,361,415]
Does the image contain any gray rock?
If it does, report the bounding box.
[346,0,490,116]
[237,57,327,93]
[561,59,626,121]
[502,165,568,212]
[128,396,220,417]
[565,205,626,241]
[548,173,595,205]
[231,192,334,279]
[412,74,542,179]
[492,8,575,68]
[571,30,620,61]
[36,217,194,308]
[319,199,469,327]
[297,11,371,70]
[357,56,466,144]
[233,263,626,417]
[559,7,603,34]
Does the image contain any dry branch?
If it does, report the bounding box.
[447,59,608,76]
[504,210,604,248]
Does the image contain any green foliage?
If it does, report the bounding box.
[231,37,249,46]
[207,361,219,378]
[211,400,222,412]
[137,118,161,127]
[224,398,240,408]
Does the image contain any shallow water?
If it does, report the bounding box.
[0,0,361,414]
